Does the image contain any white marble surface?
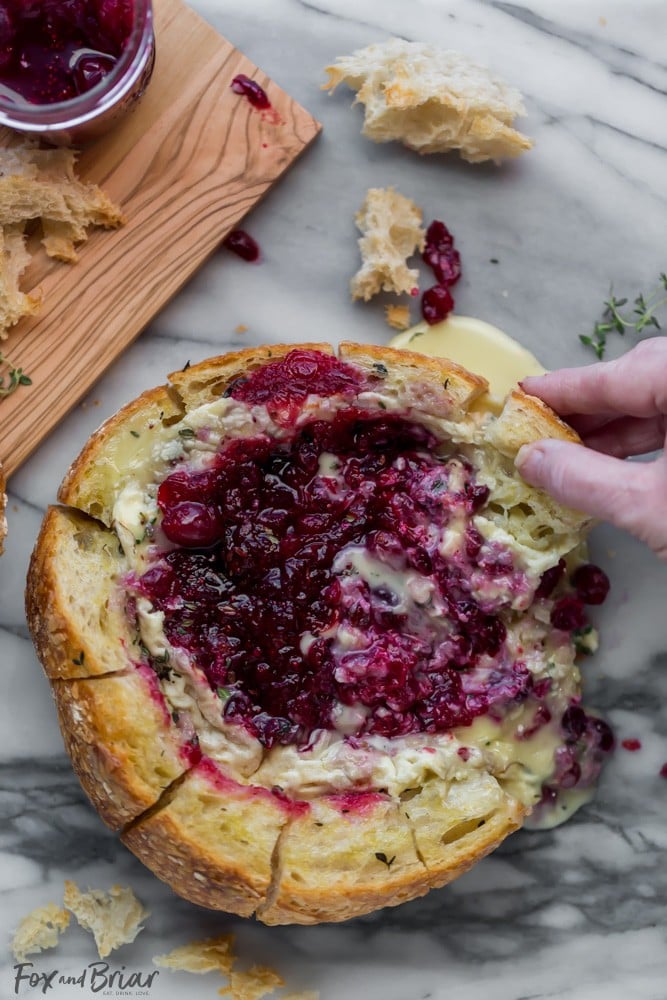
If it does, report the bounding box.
[2,1,667,998]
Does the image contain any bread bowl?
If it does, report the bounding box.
[26,343,613,924]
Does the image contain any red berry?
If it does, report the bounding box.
[572,563,610,605]
[422,220,462,285]
[161,502,223,548]
[231,73,270,109]
[223,229,260,262]
[551,596,586,631]
[660,763,667,779]
[421,284,454,325]
[621,738,641,752]
[535,558,566,599]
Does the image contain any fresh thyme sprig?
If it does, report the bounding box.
[580,273,667,360]
[0,352,32,398]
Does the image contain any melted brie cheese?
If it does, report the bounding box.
[390,315,546,413]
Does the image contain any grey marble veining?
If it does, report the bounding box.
[1,1,667,998]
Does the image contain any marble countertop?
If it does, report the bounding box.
[2,1,666,998]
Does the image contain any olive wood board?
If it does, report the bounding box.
[0,0,321,477]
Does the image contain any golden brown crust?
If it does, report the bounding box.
[168,343,334,411]
[492,388,581,456]
[258,794,428,925]
[57,386,184,526]
[338,341,489,416]
[52,671,187,831]
[29,342,586,923]
[26,506,136,680]
[401,771,526,883]
[122,764,292,916]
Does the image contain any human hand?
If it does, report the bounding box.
[516,338,667,559]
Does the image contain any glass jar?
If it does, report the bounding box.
[0,0,155,145]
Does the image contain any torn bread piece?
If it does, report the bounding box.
[0,223,40,338]
[385,303,411,330]
[153,935,236,975]
[351,187,425,301]
[63,882,149,959]
[0,141,125,337]
[11,903,70,963]
[0,143,125,262]
[219,966,285,1000]
[325,38,532,163]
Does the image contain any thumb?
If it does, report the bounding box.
[516,439,667,557]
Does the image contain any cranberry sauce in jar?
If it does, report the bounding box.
[0,0,155,144]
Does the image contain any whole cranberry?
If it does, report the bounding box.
[551,596,586,632]
[161,501,223,548]
[223,229,260,262]
[589,716,615,752]
[572,563,610,605]
[421,284,454,325]
[535,558,566,599]
[561,705,587,742]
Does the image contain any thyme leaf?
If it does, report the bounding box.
[0,352,32,398]
[580,276,667,359]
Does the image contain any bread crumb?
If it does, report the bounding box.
[385,304,411,330]
[63,881,148,959]
[11,903,70,963]
[324,38,532,164]
[351,187,425,302]
[153,935,235,975]
[218,965,285,1000]
[599,16,607,26]
[0,223,40,339]
[282,993,320,999]
[0,141,124,337]
[235,324,248,334]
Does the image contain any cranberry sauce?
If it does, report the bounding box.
[228,349,362,425]
[230,74,271,110]
[540,706,614,802]
[135,349,611,795]
[0,1,134,105]
[137,396,536,749]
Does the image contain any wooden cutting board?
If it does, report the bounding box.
[0,0,321,477]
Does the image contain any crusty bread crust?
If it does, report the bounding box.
[122,763,292,917]
[27,506,136,679]
[27,342,586,922]
[52,670,187,831]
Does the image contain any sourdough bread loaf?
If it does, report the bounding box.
[26,343,611,924]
